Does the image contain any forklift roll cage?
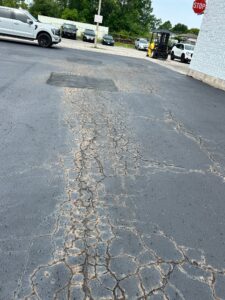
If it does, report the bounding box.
[147,29,171,60]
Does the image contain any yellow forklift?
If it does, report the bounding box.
[147,29,171,60]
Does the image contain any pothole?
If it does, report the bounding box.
[47,73,118,91]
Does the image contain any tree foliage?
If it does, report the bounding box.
[188,28,200,35]
[29,0,61,18]
[0,0,27,8]
[28,0,159,35]
[172,23,188,34]
[159,20,172,31]
[61,8,78,21]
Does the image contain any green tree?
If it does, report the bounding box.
[78,8,89,22]
[159,20,172,31]
[56,0,68,10]
[102,0,157,34]
[188,28,200,35]
[28,0,159,36]
[0,0,19,7]
[29,0,60,18]
[172,23,188,34]
[61,7,78,21]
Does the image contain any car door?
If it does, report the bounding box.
[174,44,182,57]
[0,7,14,35]
[180,44,184,57]
[11,10,35,38]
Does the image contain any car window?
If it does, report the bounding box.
[14,11,29,23]
[85,29,94,34]
[64,24,76,29]
[25,10,37,22]
[104,35,113,40]
[185,45,194,51]
[0,8,12,19]
[176,44,180,49]
[181,44,184,50]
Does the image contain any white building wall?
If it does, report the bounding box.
[38,15,109,39]
[189,0,225,86]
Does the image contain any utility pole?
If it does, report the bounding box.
[94,0,102,48]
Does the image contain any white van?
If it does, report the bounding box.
[0,6,61,47]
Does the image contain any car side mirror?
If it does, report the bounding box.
[27,19,33,25]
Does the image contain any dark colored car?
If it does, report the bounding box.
[102,34,114,46]
[61,23,77,39]
[83,29,96,43]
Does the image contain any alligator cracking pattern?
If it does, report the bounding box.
[21,89,225,300]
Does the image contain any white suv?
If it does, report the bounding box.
[171,43,195,63]
[0,6,61,47]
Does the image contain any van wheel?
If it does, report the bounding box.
[38,33,52,48]
[171,52,175,60]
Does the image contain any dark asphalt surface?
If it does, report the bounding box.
[0,38,225,300]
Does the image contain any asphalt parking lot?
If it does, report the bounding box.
[0,37,225,300]
[60,38,190,75]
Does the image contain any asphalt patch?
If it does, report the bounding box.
[47,73,118,92]
[67,57,102,65]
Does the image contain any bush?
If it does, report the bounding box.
[61,8,78,21]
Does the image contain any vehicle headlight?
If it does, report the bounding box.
[186,51,190,55]
[51,28,60,36]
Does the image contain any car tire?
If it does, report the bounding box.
[171,52,175,60]
[38,33,52,48]
[181,54,186,63]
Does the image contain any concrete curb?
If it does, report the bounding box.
[188,69,225,92]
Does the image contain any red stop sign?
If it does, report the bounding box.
[193,0,206,14]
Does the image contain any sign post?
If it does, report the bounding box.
[193,0,206,15]
[94,0,103,48]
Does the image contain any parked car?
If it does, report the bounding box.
[0,6,61,47]
[135,38,149,50]
[61,23,77,39]
[171,43,195,63]
[82,29,95,43]
[102,34,114,46]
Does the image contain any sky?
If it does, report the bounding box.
[152,0,203,29]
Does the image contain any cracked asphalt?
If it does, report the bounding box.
[0,39,225,300]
